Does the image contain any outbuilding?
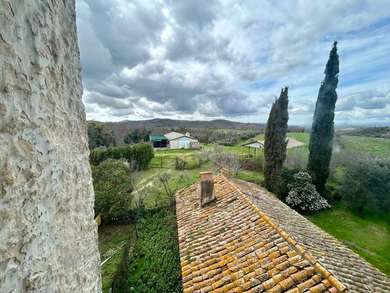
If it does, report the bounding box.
[164,131,200,149]
[149,134,168,148]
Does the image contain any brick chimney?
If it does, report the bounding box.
[200,171,216,207]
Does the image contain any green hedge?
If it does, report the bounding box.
[90,143,154,170]
[92,159,133,223]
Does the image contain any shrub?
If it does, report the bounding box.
[184,158,200,170]
[207,129,257,146]
[174,156,199,170]
[90,143,154,169]
[210,148,240,175]
[341,157,390,215]
[239,154,264,171]
[279,167,300,200]
[285,171,330,213]
[174,156,186,170]
[127,206,182,292]
[92,159,133,223]
[193,149,211,166]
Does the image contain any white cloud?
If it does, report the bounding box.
[77,0,390,125]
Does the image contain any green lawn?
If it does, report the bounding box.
[287,132,390,158]
[308,204,390,275]
[287,132,310,144]
[237,169,264,185]
[341,135,390,157]
[98,224,135,292]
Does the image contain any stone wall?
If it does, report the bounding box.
[0,1,101,291]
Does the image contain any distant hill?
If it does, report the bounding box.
[338,127,390,139]
[104,118,265,131]
[88,118,305,144]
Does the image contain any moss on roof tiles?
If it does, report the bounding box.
[176,174,348,292]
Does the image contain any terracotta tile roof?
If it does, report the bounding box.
[176,174,348,292]
[232,179,390,293]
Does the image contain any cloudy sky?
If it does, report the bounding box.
[76,0,390,126]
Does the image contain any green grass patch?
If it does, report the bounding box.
[307,203,390,275]
[150,148,202,169]
[98,224,134,292]
[236,170,264,185]
[127,205,182,292]
[341,135,390,158]
[287,132,310,144]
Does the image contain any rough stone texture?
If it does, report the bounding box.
[233,179,390,292]
[0,1,101,292]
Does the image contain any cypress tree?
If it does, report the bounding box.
[308,41,339,194]
[264,87,289,194]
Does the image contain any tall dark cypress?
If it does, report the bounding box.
[264,87,289,194]
[308,42,339,194]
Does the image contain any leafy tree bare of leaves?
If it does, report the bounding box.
[158,172,174,199]
[264,87,289,194]
[308,42,339,194]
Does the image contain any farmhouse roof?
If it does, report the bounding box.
[165,131,197,141]
[176,174,348,293]
[242,138,304,149]
[242,140,264,147]
[149,134,168,142]
[165,131,186,140]
[233,179,390,292]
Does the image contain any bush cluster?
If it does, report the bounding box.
[341,156,390,215]
[174,156,202,170]
[239,154,264,171]
[90,143,154,169]
[174,156,186,170]
[279,167,300,200]
[207,130,257,146]
[127,206,182,292]
[210,147,240,175]
[285,171,330,213]
[92,159,133,223]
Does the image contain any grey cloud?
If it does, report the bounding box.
[77,0,390,124]
[84,0,164,67]
[168,0,220,30]
[337,90,390,112]
[85,91,131,109]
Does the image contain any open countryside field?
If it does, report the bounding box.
[288,132,390,157]
[308,203,390,275]
[98,131,390,291]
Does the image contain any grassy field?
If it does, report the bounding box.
[288,132,390,158]
[341,135,390,157]
[98,224,135,292]
[308,203,390,275]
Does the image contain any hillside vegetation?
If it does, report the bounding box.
[88,119,305,145]
[339,126,390,139]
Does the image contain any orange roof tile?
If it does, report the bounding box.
[176,174,348,292]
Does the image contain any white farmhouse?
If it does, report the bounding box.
[165,132,200,149]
